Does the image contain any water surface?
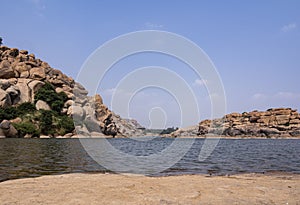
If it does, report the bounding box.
[0,138,299,182]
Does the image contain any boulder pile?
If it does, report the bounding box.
[168,108,300,138]
[200,108,300,138]
[0,46,144,138]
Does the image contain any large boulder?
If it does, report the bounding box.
[6,86,20,104]
[14,78,32,104]
[0,60,15,79]
[29,67,46,80]
[36,100,51,111]
[0,88,12,107]
[0,79,12,90]
[67,106,86,121]
[28,80,44,101]
[0,120,18,138]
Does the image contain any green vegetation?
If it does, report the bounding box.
[160,127,178,135]
[39,110,74,136]
[34,83,68,113]
[13,122,40,138]
[0,102,36,121]
[0,83,74,138]
[0,37,2,46]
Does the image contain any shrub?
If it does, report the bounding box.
[0,107,18,121]
[34,83,68,113]
[160,127,179,135]
[16,102,36,115]
[39,110,55,135]
[0,103,37,121]
[13,122,40,138]
[56,115,74,136]
[38,110,74,136]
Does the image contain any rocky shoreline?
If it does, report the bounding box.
[168,108,300,138]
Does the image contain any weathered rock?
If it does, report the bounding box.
[0,61,15,79]
[67,106,86,121]
[14,78,32,104]
[19,50,28,55]
[24,134,33,139]
[29,67,46,80]
[10,117,22,124]
[64,100,74,108]
[0,88,11,107]
[0,79,12,90]
[194,108,300,138]
[14,62,29,73]
[94,94,103,105]
[84,117,101,133]
[28,80,44,101]
[6,86,20,104]
[0,120,18,138]
[20,71,30,78]
[275,115,290,125]
[36,100,51,110]
[198,125,209,135]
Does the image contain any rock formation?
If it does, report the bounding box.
[0,46,144,138]
[170,108,300,138]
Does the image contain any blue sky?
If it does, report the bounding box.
[1,0,299,128]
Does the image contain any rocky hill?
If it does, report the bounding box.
[169,108,300,138]
[0,46,144,138]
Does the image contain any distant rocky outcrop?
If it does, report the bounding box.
[169,108,300,138]
[0,46,143,138]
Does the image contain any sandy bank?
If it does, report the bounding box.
[0,173,299,205]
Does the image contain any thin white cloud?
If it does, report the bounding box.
[144,22,164,29]
[253,92,300,100]
[193,79,208,87]
[28,0,46,17]
[252,93,267,100]
[281,23,297,32]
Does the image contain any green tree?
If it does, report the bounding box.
[34,83,68,113]
[0,37,2,46]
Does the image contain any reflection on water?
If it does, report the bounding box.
[0,138,300,182]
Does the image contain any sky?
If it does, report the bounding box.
[1,0,299,128]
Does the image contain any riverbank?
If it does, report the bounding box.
[39,134,300,139]
[0,173,299,205]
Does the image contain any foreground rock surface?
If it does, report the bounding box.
[0,173,299,205]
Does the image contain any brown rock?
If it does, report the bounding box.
[20,71,30,78]
[0,120,18,138]
[36,100,51,111]
[15,78,33,104]
[14,62,29,73]
[257,116,270,124]
[0,88,11,107]
[10,117,22,124]
[29,67,46,80]
[6,86,20,104]
[28,53,35,61]
[273,109,291,116]
[275,115,290,125]
[67,106,86,121]
[94,94,103,105]
[19,50,28,55]
[1,48,19,57]
[0,79,12,90]
[0,61,15,79]
[290,119,300,124]
[28,80,44,101]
